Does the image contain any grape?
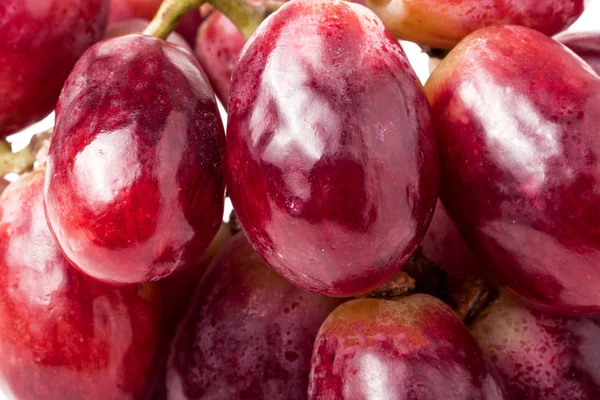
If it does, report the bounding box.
[425,25,600,316]
[471,290,600,399]
[226,0,439,297]
[165,233,342,399]
[558,32,600,75]
[309,294,508,399]
[0,0,109,137]
[365,0,584,48]
[195,11,246,107]
[44,34,226,285]
[0,170,161,400]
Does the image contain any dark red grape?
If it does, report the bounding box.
[226,0,439,297]
[195,11,246,107]
[0,0,109,137]
[471,290,600,399]
[309,294,508,399]
[0,169,161,400]
[558,32,600,75]
[426,26,600,316]
[166,233,342,399]
[44,34,226,285]
[109,0,202,46]
[365,0,584,48]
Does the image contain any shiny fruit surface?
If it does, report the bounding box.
[108,0,202,46]
[106,18,191,50]
[365,0,584,49]
[558,32,600,75]
[421,201,485,279]
[309,294,508,399]
[0,0,109,137]
[45,34,226,285]
[0,170,161,400]
[227,0,439,297]
[471,290,600,399]
[426,26,600,316]
[166,233,342,399]
[195,11,246,107]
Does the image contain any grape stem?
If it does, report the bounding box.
[0,138,35,177]
[145,0,283,41]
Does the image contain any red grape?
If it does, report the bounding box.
[166,233,342,399]
[226,0,439,297]
[426,26,600,316]
[309,294,508,399]
[471,290,600,399]
[44,34,226,285]
[109,0,202,46]
[365,0,584,48]
[0,170,161,400]
[0,0,109,137]
[558,32,600,75]
[195,11,246,107]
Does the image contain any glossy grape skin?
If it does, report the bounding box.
[195,11,246,107]
[365,0,584,49]
[106,18,190,50]
[109,0,202,46]
[0,170,161,400]
[558,32,600,75]
[471,290,600,399]
[44,34,226,285]
[227,0,439,297]
[425,26,600,316]
[421,201,485,279]
[166,233,342,399]
[309,294,508,399]
[0,0,109,137]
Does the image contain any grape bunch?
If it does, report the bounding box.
[0,0,599,399]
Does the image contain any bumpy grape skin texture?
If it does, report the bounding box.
[195,11,246,107]
[426,26,600,316]
[44,34,226,285]
[0,0,109,137]
[309,294,509,399]
[365,0,584,49]
[227,0,439,298]
[0,170,161,400]
[471,290,600,399]
[558,32,600,75]
[109,0,202,46]
[166,233,342,399]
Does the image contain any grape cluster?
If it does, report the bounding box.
[0,0,598,399]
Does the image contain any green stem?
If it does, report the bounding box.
[209,0,265,40]
[144,0,206,39]
[0,139,34,177]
